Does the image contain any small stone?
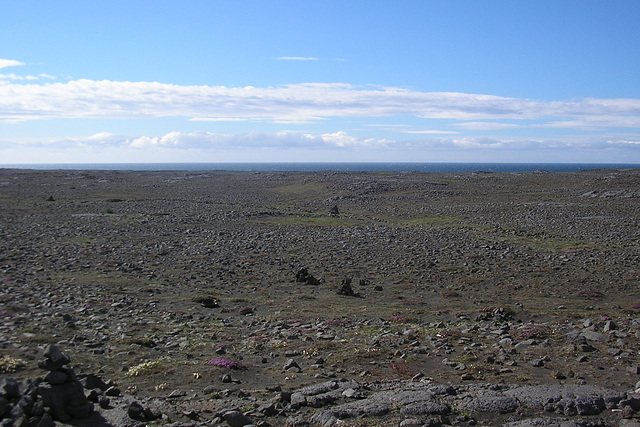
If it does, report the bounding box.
[400,418,423,427]
[411,372,425,381]
[581,331,606,343]
[530,358,545,367]
[223,410,254,427]
[36,413,55,427]
[144,404,162,420]
[199,297,219,308]
[83,373,108,391]
[284,358,301,372]
[128,401,147,421]
[258,402,278,416]
[44,370,68,385]
[87,390,105,408]
[337,277,357,296]
[577,343,596,352]
[104,386,121,396]
[99,396,110,409]
[238,306,253,315]
[67,401,93,418]
[39,345,71,371]
[622,405,635,419]
[182,409,199,420]
[2,378,21,398]
[0,397,8,418]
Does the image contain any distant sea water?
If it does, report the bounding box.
[2,162,640,173]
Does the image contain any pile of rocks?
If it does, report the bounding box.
[1,345,93,425]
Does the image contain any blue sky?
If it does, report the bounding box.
[1,0,640,163]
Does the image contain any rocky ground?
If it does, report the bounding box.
[1,168,640,426]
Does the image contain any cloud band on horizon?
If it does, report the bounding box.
[0,79,639,130]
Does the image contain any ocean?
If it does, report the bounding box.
[1,162,640,173]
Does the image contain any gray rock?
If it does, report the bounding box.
[580,331,606,343]
[429,384,456,395]
[35,413,55,427]
[530,358,546,367]
[399,418,423,427]
[223,410,254,427]
[0,396,8,418]
[44,370,68,385]
[456,392,518,414]
[309,411,340,426]
[38,380,93,422]
[604,320,617,331]
[316,388,442,421]
[342,388,361,398]
[401,401,450,416]
[104,385,121,396]
[284,358,301,372]
[39,345,71,371]
[99,396,110,409]
[257,402,278,416]
[504,384,625,414]
[82,373,108,391]
[2,378,21,398]
[504,418,593,426]
[127,401,146,421]
[306,391,340,408]
[295,380,339,396]
[290,392,306,408]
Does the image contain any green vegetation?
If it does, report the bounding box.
[401,215,465,227]
[270,182,328,196]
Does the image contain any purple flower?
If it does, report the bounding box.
[205,357,246,370]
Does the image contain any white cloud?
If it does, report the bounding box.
[0,74,39,81]
[3,130,640,164]
[0,59,24,69]
[607,139,640,145]
[539,116,640,129]
[319,131,389,147]
[456,122,520,130]
[0,80,639,133]
[2,130,391,151]
[189,117,248,122]
[402,130,460,135]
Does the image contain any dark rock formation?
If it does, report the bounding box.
[337,277,360,297]
[0,345,96,425]
[295,267,321,286]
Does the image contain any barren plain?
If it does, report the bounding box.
[1,168,640,426]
